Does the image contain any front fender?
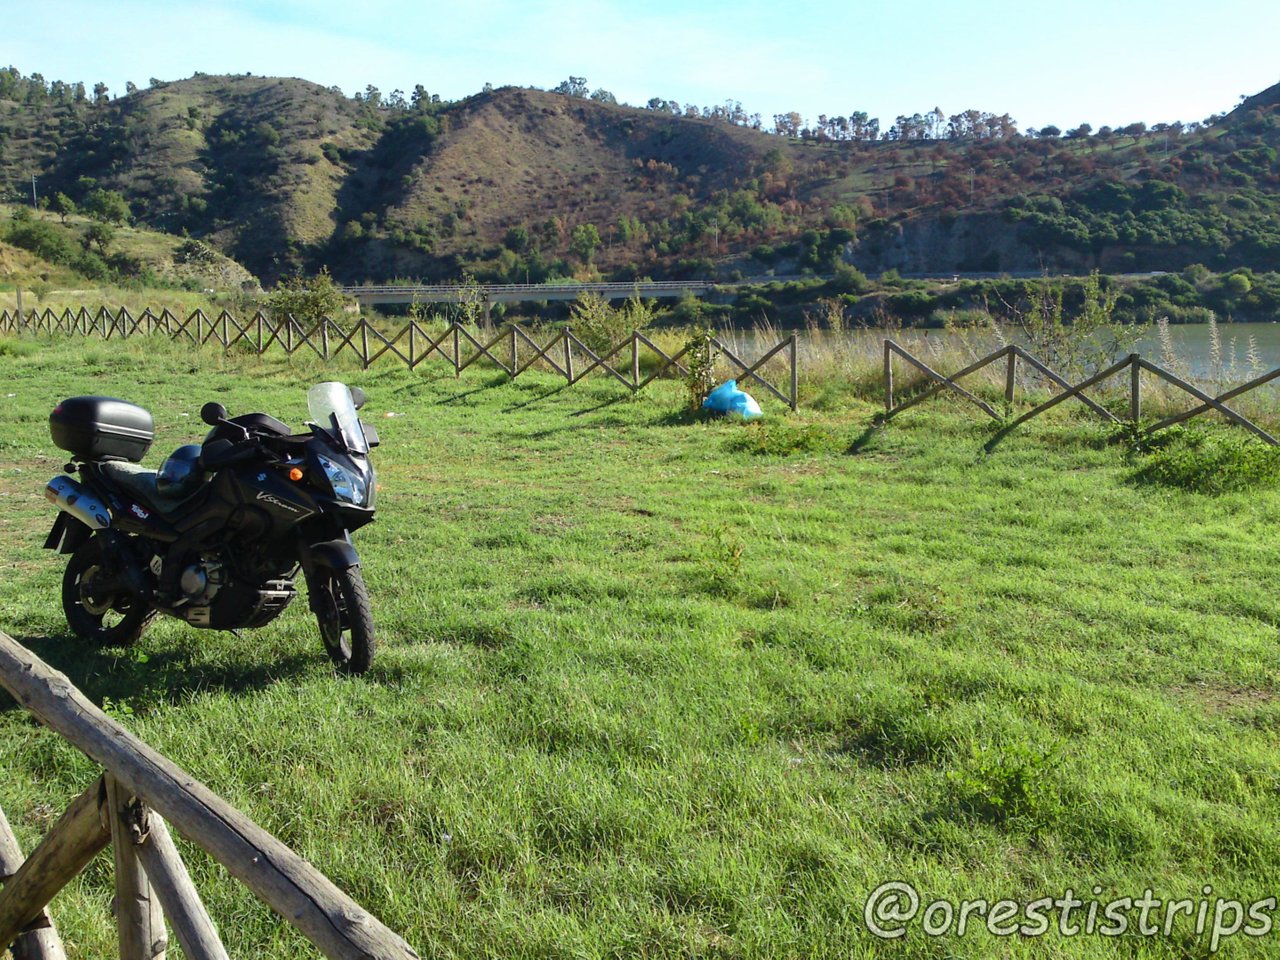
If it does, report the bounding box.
[306,539,360,571]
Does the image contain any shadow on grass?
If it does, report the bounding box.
[2,632,316,716]
[568,391,638,418]
[501,382,573,412]
[846,413,888,454]
[650,408,707,427]
[435,374,510,406]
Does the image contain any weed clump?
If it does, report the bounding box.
[1126,427,1280,494]
[945,738,1064,829]
[728,421,842,456]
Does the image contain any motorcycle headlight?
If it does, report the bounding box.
[317,456,370,506]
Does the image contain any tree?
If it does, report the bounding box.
[1038,125,1061,139]
[553,76,589,98]
[503,224,530,253]
[1120,121,1146,144]
[85,189,130,224]
[83,221,115,254]
[773,112,803,137]
[589,88,617,104]
[51,192,75,223]
[125,81,138,95]
[569,223,601,264]
[92,82,109,104]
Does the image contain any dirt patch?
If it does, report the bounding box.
[1173,682,1280,715]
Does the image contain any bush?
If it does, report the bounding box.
[264,268,348,324]
[568,292,653,355]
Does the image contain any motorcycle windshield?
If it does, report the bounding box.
[307,382,368,454]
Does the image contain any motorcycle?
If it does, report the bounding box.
[42,381,380,673]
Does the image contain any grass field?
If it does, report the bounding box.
[0,335,1278,958]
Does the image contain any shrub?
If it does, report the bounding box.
[568,292,652,355]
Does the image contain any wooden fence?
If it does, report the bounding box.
[0,629,419,960]
[0,307,798,411]
[883,339,1280,445]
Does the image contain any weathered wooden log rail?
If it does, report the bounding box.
[883,339,1280,446]
[0,629,419,960]
[0,307,799,410]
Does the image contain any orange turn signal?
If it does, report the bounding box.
[288,467,304,482]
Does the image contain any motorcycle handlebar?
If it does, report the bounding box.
[200,438,259,470]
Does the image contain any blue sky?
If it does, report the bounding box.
[7,0,1278,131]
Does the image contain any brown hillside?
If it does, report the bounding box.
[4,71,1279,285]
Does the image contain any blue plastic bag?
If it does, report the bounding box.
[703,380,763,420]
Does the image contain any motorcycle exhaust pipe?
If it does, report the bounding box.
[45,476,111,530]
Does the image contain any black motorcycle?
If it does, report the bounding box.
[42,381,380,673]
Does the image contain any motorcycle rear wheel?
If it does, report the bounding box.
[62,537,154,646]
[312,566,376,674]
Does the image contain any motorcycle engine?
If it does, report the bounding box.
[178,560,224,604]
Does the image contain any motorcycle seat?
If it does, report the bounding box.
[98,461,196,513]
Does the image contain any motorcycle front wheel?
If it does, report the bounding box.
[311,566,376,674]
[62,536,154,646]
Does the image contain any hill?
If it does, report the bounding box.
[1,70,1278,287]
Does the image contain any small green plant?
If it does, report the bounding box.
[683,325,719,412]
[947,737,1063,828]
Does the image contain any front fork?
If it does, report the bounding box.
[297,531,361,617]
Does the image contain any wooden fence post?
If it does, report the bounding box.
[0,777,112,950]
[134,816,230,960]
[631,333,640,392]
[564,327,574,383]
[789,334,798,411]
[1129,355,1141,423]
[1005,349,1017,410]
[361,321,371,369]
[884,339,894,411]
[0,804,66,960]
[452,323,460,376]
[511,326,519,377]
[106,775,167,960]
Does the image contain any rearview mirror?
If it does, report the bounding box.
[200,402,228,426]
[350,387,366,411]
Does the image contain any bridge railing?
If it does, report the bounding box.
[0,629,419,959]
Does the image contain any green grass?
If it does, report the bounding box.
[0,335,1279,957]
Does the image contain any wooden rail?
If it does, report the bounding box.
[882,339,1280,445]
[0,308,799,411]
[0,629,419,959]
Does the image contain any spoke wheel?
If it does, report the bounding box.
[62,537,153,646]
[313,566,376,674]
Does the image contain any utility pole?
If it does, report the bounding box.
[30,175,37,208]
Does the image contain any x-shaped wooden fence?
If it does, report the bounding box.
[0,308,798,410]
[883,339,1280,445]
[0,630,418,960]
